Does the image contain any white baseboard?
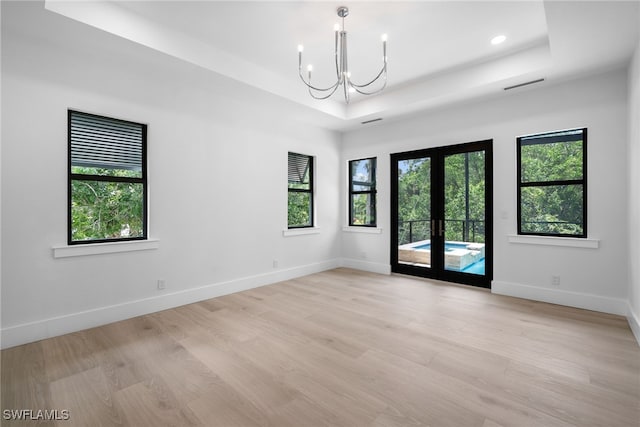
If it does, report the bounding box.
[340,258,391,275]
[492,280,628,316]
[627,302,640,346]
[1,259,340,349]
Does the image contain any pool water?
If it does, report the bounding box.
[458,260,485,275]
[414,242,469,251]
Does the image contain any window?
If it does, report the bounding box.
[517,128,586,237]
[68,110,147,244]
[349,157,377,226]
[288,152,314,228]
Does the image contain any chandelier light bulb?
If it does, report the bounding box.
[381,33,388,42]
[298,44,304,52]
[491,35,506,45]
[334,23,340,32]
[307,64,313,72]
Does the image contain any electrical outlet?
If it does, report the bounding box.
[552,275,560,286]
[273,260,279,268]
[157,279,166,290]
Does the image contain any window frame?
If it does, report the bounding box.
[67,110,148,245]
[287,152,314,229]
[516,127,587,238]
[348,157,377,227]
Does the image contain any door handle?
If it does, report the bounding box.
[431,220,435,237]
[439,220,444,237]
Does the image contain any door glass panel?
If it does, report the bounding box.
[397,157,431,268]
[443,151,486,275]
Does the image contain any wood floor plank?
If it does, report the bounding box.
[1,343,53,427]
[2,268,638,426]
[187,388,263,427]
[180,332,300,416]
[49,367,123,427]
[113,381,202,427]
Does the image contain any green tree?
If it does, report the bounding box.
[71,167,144,241]
[520,139,584,234]
[397,151,486,244]
[397,158,431,243]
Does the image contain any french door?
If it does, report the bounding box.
[391,140,493,288]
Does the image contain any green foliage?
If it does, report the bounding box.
[350,158,376,225]
[398,158,432,221]
[443,152,485,242]
[71,166,141,178]
[397,153,486,244]
[351,194,375,225]
[397,158,432,243]
[71,168,144,242]
[288,160,313,227]
[520,139,584,235]
[288,192,311,227]
[520,185,583,235]
[521,141,582,182]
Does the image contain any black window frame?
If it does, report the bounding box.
[348,157,377,227]
[287,152,314,229]
[517,127,587,238]
[68,110,148,245]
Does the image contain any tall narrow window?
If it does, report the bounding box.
[68,110,147,244]
[517,128,586,237]
[288,152,314,228]
[349,157,377,226]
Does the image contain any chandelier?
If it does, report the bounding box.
[297,6,388,103]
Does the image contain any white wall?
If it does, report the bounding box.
[1,3,341,348]
[627,28,640,341]
[2,2,637,349]
[341,70,630,315]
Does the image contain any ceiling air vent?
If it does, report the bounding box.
[504,78,545,91]
[361,118,383,125]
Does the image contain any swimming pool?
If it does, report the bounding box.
[398,240,485,275]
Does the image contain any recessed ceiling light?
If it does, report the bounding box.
[491,35,506,45]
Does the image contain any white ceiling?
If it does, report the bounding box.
[43,1,640,130]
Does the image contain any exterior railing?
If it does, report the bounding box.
[398,219,485,245]
[399,218,583,245]
[520,220,583,235]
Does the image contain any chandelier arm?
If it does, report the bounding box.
[298,71,342,92]
[307,83,342,100]
[349,64,387,88]
[351,76,387,96]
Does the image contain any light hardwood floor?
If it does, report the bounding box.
[2,268,639,426]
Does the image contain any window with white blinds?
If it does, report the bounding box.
[68,110,147,244]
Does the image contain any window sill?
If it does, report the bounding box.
[283,227,320,237]
[342,226,383,234]
[53,239,160,258]
[507,234,599,249]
